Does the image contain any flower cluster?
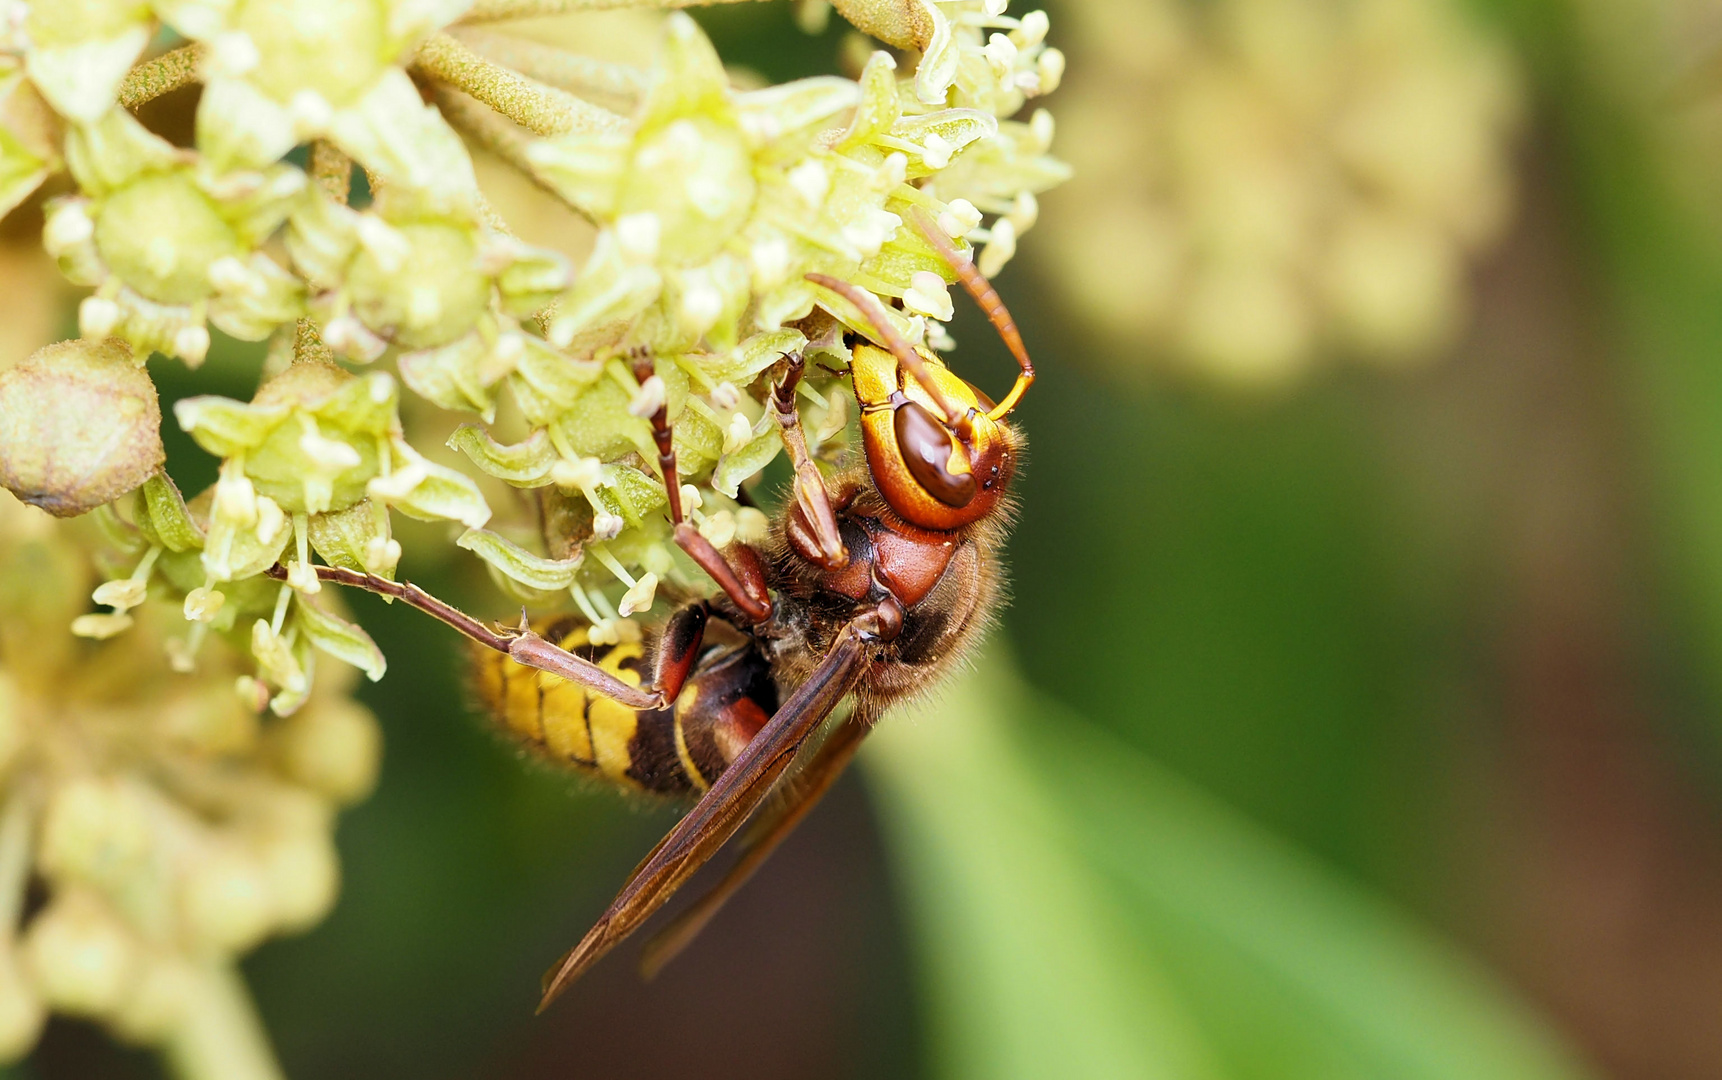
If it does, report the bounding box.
[0,0,1068,1069]
[1043,0,1521,385]
[0,490,380,1068]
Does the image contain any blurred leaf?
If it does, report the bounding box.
[867,648,1597,1080]
[864,658,1222,1080]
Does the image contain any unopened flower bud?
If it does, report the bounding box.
[0,951,44,1063]
[0,339,163,517]
[39,777,152,886]
[180,847,272,952]
[270,698,381,804]
[23,892,139,1018]
[109,955,195,1044]
[258,830,340,932]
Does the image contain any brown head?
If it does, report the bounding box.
[850,343,1019,532]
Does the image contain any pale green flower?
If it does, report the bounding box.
[0,490,381,1064]
[159,0,478,197]
[15,0,154,122]
[43,109,304,365]
[287,185,571,419]
[528,16,1007,356]
[0,57,59,220]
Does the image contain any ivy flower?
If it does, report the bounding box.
[287,185,571,419]
[159,0,478,198]
[42,110,304,366]
[528,15,999,356]
[174,359,489,583]
[0,491,381,1064]
[13,0,153,123]
[0,57,58,219]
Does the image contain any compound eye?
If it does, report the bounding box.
[894,399,977,508]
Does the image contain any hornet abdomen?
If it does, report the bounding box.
[471,619,779,795]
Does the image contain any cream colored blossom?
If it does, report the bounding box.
[158,0,478,195]
[0,490,380,1065]
[1044,0,1519,385]
[15,0,154,123]
[43,109,305,365]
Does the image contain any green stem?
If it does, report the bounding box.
[307,141,352,204]
[414,33,624,136]
[448,26,648,108]
[161,963,285,1080]
[431,85,599,223]
[119,44,204,110]
[462,0,769,21]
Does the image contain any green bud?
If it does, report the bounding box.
[23,890,140,1018]
[38,776,154,888]
[268,698,381,805]
[179,846,272,953]
[256,829,340,932]
[0,339,163,517]
[108,954,195,1045]
[347,221,490,350]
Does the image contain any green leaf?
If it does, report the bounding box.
[866,652,1596,1080]
[864,659,1222,1080]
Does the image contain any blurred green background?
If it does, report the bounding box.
[22,0,1722,1075]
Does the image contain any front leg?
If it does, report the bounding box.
[771,350,848,571]
[631,354,773,623]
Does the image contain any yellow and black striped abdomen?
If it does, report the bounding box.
[471,618,779,796]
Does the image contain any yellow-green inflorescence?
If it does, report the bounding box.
[0,0,1069,1071]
